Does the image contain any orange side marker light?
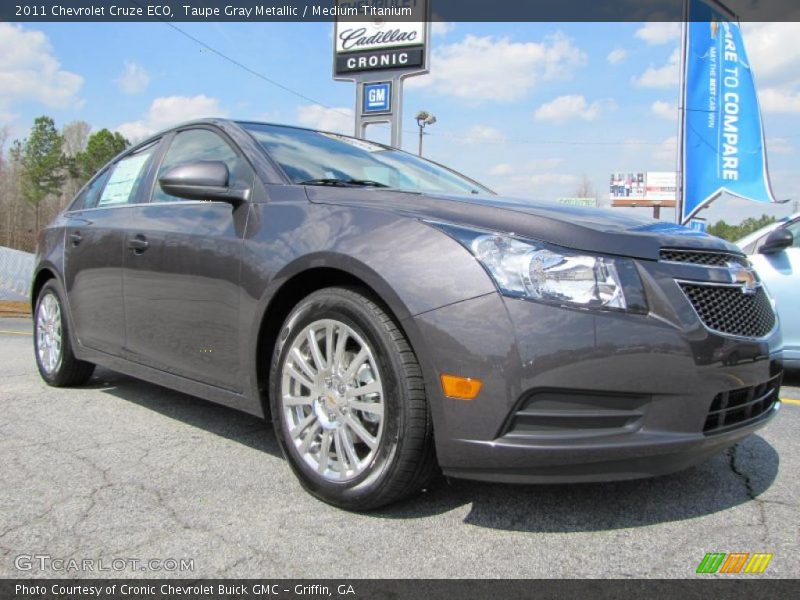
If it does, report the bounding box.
[440,374,483,400]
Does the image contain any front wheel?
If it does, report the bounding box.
[269,287,437,510]
[34,280,95,387]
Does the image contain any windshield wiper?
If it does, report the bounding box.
[299,178,389,188]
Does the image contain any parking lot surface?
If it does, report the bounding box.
[1,317,799,578]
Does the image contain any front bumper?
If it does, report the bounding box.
[408,275,783,483]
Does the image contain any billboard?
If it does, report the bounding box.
[611,172,676,206]
[610,172,646,201]
[333,1,429,78]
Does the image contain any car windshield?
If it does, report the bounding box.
[240,122,492,196]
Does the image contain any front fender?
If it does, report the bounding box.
[243,201,495,322]
[239,200,496,417]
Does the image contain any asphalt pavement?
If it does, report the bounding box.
[1,316,799,579]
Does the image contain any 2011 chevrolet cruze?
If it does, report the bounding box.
[32,119,783,509]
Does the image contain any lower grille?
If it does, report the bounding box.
[680,283,775,338]
[704,376,781,434]
[503,390,648,440]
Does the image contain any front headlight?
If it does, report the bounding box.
[432,223,647,313]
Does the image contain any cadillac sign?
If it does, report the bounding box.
[333,0,429,78]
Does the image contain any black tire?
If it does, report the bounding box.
[33,280,95,387]
[269,287,437,510]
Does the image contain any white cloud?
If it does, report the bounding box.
[407,33,587,102]
[489,163,515,176]
[742,23,800,84]
[431,22,455,36]
[116,95,227,140]
[607,48,628,65]
[463,125,506,144]
[759,88,800,113]
[768,137,793,155]
[490,158,564,176]
[0,23,83,119]
[534,95,612,124]
[295,104,354,134]
[115,60,150,95]
[492,172,579,198]
[519,173,579,186]
[635,22,681,45]
[633,47,680,88]
[652,136,678,166]
[739,24,800,119]
[651,100,677,120]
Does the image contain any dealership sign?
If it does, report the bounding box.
[333,0,430,148]
[333,1,429,77]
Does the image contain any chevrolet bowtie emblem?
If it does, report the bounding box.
[727,262,759,295]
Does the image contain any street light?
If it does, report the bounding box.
[416,110,437,156]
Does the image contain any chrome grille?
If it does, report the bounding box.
[704,375,781,434]
[660,249,747,267]
[679,283,775,338]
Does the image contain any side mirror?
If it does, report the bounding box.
[158,160,249,204]
[760,228,793,254]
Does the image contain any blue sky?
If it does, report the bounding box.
[2,20,799,224]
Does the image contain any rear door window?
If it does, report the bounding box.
[96,143,157,208]
[68,169,109,211]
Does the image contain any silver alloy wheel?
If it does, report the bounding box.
[36,293,63,375]
[281,318,385,482]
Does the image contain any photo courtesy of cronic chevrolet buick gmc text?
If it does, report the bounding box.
[31,120,783,509]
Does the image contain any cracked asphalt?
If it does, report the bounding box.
[1,316,799,579]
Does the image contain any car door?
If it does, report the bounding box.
[749,218,800,359]
[122,127,252,392]
[62,142,160,355]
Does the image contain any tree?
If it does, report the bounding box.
[707,214,776,241]
[62,120,91,158]
[20,116,65,236]
[573,173,597,200]
[60,121,92,210]
[74,129,129,183]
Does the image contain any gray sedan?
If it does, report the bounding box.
[32,120,783,509]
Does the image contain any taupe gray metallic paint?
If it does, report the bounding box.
[33,119,782,483]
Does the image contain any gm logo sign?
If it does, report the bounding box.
[363,82,391,114]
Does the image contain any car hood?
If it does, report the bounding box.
[305,187,742,261]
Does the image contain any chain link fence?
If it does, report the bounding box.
[0,246,34,301]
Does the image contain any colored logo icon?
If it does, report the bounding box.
[696,552,773,574]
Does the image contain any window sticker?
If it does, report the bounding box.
[98,153,150,206]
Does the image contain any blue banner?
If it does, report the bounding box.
[681,0,776,223]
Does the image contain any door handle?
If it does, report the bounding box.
[69,232,82,246]
[128,235,149,254]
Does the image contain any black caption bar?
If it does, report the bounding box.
[3,579,800,600]
[3,0,800,22]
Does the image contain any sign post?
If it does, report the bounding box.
[333,0,430,149]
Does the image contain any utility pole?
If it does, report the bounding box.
[416,111,437,156]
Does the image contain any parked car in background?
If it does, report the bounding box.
[737,213,800,371]
[31,120,783,509]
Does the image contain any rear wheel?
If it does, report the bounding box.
[269,287,437,510]
[34,280,95,387]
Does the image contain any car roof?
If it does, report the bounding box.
[130,118,395,153]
